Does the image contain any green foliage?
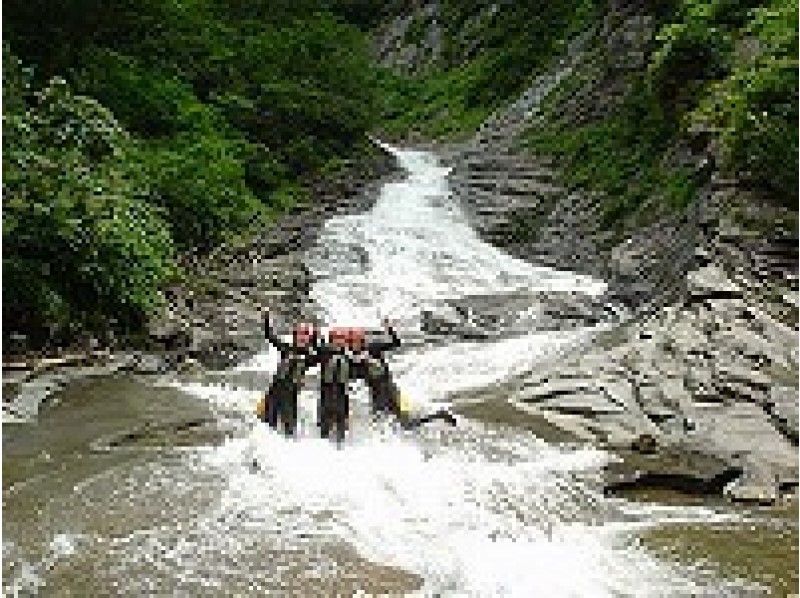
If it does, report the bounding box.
[377,60,495,139]
[223,14,378,171]
[72,49,223,137]
[136,133,267,251]
[3,74,176,342]
[3,0,168,78]
[241,143,291,200]
[523,0,797,227]
[689,0,798,201]
[526,83,697,227]
[649,18,733,113]
[4,2,383,346]
[721,61,797,201]
[457,0,599,107]
[438,0,599,69]
[377,0,600,140]
[6,0,381,189]
[323,0,388,29]
[270,184,312,214]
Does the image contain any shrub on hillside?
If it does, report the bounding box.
[3,70,176,343]
[72,49,223,137]
[688,0,798,201]
[136,133,267,251]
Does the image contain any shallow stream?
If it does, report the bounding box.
[3,148,780,596]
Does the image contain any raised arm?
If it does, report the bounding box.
[264,314,291,353]
[366,321,401,353]
[384,325,401,350]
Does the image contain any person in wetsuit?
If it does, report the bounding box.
[354,320,458,429]
[263,312,317,436]
[361,320,402,417]
[317,332,351,442]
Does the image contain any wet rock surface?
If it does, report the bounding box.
[437,9,798,504]
[603,446,742,497]
[420,289,626,343]
[90,416,229,452]
[500,283,798,503]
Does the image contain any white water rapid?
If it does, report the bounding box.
[176,146,753,596]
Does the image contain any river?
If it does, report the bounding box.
[3,147,761,596]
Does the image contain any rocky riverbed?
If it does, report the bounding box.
[4,141,797,596]
[6,126,797,509]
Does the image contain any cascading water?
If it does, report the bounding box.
[4,145,758,596]
[179,146,749,595]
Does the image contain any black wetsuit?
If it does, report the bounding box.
[317,343,350,442]
[264,319,315,436]
[362,326,401,416]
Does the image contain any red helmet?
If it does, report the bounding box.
[329,327,365,350]
[293,323,315,348]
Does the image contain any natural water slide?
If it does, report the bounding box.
[3,146,763,596]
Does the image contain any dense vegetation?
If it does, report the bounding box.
[3,1,382,349]
[3,0,796,350]
[376,0,796,225]
[377,0,600,139]
[524,0,798,225]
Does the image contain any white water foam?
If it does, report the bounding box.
[185,415,747,597]
[176,145,757,596]
[306,149,605,332]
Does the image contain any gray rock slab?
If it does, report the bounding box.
[693,401,798,481]
[686,264,743,298]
